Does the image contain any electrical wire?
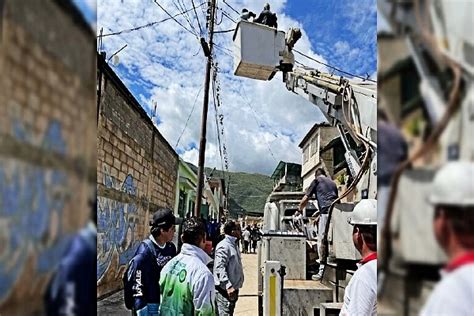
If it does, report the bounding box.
[238,86,278,162]
[221,10,237,24]
[175,85,204,149]
[222,0,240,16]
[213,43,233,55]
[174,0,201,36]
[211,64,226,174]
[214,61,230,165]
[98,3,205,38]
[294,49,377,83]
[191,0,204,35]
[379,0,463,292]
[211,60,232,187]
[215,10,224,25]
[213,45,233,58]
[153,0,200,39]
[214,28,235,33]
[216,7,237,23]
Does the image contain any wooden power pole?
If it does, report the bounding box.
[195,0,217,217]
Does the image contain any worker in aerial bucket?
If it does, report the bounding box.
[340,199,377,316]
[254,3,277,28]
[240,8,256,21]
[420,161,474,315]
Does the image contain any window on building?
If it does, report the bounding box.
[310,132,319,157]
[303,145,309,163]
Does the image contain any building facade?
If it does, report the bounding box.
[97,54,178,297]
[299,123,339,190]
[0,1,96,314]
[270,161,302,192]
[175,159,198,218]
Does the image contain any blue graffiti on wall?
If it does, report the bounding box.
[0,120,71,303]
[97,170,140,281]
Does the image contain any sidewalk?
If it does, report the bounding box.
[97,290,129,316]
[235,253,259,315]
[97,253,259,315]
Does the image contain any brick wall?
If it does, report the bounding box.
[0,1,96,314]
[96,57,178,297]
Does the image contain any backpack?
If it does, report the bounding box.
[123,239,157,310]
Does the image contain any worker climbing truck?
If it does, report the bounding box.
[232,20,377,315]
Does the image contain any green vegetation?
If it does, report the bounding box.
[187,165,272,217]
[185,163,273,217]
[225,170,273,217]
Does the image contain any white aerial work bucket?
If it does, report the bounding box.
[233,20,286,80]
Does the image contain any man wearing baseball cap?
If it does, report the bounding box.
[124,208,182,315]
[420,162,474,315]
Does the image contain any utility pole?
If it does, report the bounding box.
[195,0,217,217]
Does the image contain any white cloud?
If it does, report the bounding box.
[334,41,350,55]
[98,0,327,175]
[85,0,97,13]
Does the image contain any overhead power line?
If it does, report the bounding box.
[211,72,226,176]
[98,3,205,38]
[213,43,233,55]
[238,86,278,162]
[211,60,230,174]
[213,45,233,58]
[153,0,200,38]
[219,8,237,23]
[174,0,201,36]
[191,0,204,34]
[214,28,235,33]
[222,0,240,16]
[293,49,377,83]
[175,85,204,149]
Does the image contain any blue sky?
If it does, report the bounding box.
[90,0,377,175]
[285,0,377,78]
[71,0,96,26]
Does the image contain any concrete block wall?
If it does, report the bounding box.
[96,59,178,297]
[0,1,96,314]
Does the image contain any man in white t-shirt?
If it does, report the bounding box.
[420,162,474,315]
[340,199,377,316]
[242,227,251,254]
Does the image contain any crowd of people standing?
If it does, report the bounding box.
[122,209,262,315]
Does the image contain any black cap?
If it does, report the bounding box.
[150,208,183,227]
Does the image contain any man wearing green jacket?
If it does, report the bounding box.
[159,217,216,315]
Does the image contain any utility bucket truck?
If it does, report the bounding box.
[233,21,378,315]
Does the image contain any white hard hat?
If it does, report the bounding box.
[428,161,474,206]
[347,199,377,225]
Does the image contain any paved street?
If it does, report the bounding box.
[234,253,259,315]
[97,253,259,315]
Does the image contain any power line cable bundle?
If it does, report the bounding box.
[211,60,230,175]
[98,3,205,38]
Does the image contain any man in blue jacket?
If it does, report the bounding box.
[44,194,97,316]
[127,208,181,315]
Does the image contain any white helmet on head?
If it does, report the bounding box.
[428,161,474,206]
[348,199,377,225]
